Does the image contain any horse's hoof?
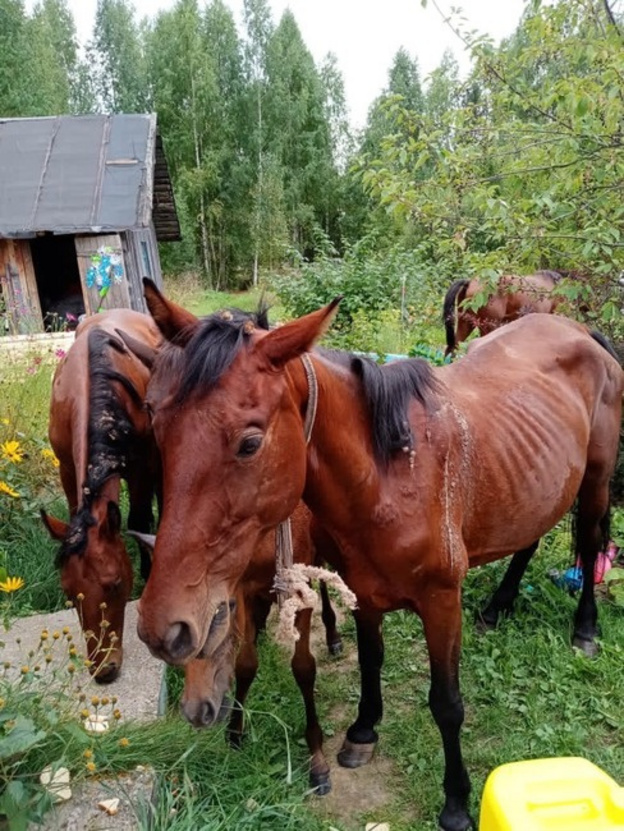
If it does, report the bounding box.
[572,636,599,657]
[337,738,376,768]
[475,610,497,633]
[438,808,475,831]
[328,639,343,657]
[309,771,331,795]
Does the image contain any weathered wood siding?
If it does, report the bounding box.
[0,239,43,334]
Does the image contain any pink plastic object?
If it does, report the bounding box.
[575,541,618,584]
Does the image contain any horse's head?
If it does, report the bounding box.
[181,636,238,728]
[133,281,338,666]
[41,501,133,683]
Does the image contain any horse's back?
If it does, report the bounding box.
[49,309,161,488]
[437,314,623,563]
[75,308,160,345]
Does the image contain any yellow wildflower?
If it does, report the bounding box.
[119,737,130,748]
[0,576,24,593]
[0,481,20,499]
[41,448,60,468]
[86,761,96,773]
[1,440,23,464]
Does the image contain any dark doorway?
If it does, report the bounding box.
[30,234,85,331]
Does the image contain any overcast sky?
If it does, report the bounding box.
[32,0,528,128]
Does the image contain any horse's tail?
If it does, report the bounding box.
[590,330,620,364]
[443,279,470,355]
[586,330,622,540]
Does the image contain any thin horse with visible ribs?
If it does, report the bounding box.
[133,280,622,831]
[41,309,161,682]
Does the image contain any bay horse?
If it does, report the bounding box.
[132,281,622,831]
[133,505,341,794]
[443,270,565,356]
[118,299,341,793]
[41,309,162,683]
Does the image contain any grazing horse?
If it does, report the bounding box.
[133,505,341,794]
[133,281,622,831]
[443,270,565,356]
[41,309,161,683]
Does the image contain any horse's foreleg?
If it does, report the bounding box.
[478,541,539,629]
[319,580,342,656]
[338,607,383,769]
[126,467,155,582]
[228,600,258,747]
[422,590,473,831]
[250,595,272,636]
[291,607,331,794]
[572,477,610,656]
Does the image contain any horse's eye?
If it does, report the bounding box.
[237,434,262,458]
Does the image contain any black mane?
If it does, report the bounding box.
[321,350,439,465]
[56,328,142,566]
[174,306,270,403]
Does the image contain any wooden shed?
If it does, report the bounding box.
[0,114,180,334]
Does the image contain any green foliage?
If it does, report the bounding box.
[88,0,150,113]
[357,0,624,336]
[603,568,624,608]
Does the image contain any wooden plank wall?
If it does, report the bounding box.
[0,239,43,334]
[74,234,132,316]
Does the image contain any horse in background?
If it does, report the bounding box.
[443,270,566,356]
[41,309,162,683]
[132,280,622,831]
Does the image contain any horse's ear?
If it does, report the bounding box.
[115,328,157,370]
[101,502,122,539]
[143,278,199,345]
[127,529,156,554]
[255,298,341,368]
[40,509,69,541]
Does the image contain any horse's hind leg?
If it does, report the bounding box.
[573,478,611,657]
[478,541,539,629]
[319,580,343,656]
[338,608,384,769]
[291,607,331,794]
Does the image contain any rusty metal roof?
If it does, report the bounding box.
[0,114,180,241]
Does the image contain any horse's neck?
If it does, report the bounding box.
[288,355,380,529]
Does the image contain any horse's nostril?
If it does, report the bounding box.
[200,700,216,726]
[164,621,195,661]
